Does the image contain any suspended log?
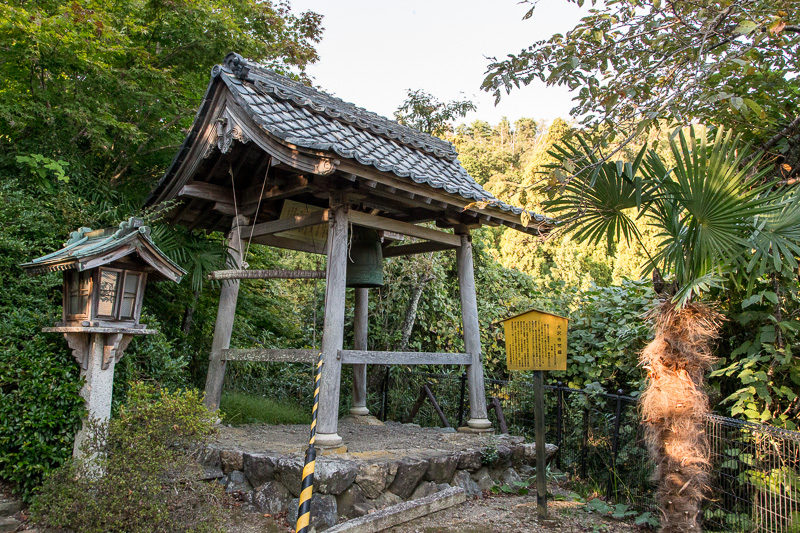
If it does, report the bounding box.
[207,269,326,281]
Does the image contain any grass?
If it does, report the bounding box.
[220,392,311,426]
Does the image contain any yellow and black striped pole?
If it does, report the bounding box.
[295,352,323,533]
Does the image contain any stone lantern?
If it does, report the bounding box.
[21,217,185,457]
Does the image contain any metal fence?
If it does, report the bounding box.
[372,368,800,532]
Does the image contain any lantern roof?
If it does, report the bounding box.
[20,217,186,282]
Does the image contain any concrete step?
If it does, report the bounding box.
[0,499,22,516]
[0,516,21,532]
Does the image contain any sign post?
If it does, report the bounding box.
[500,309,568,520]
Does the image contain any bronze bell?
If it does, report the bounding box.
[346,226,384,288]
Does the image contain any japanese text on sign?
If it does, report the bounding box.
[501,309,568,371]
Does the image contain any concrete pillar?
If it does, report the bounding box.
[316,204,349,447]
[456,232,491,430]
[70,332,130,458]
[204,215,247,410]
[350,287,369,416]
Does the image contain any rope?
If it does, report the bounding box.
[228,164,243,257]
[295,352,323,533]
[244,157,271,263]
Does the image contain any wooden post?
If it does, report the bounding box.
[533,370,547,519]
[350,287,369,415]
[456,232,491,430]
[316,203,348,447]
[204,215,246,410]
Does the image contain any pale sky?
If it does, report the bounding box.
[289,0,586,128]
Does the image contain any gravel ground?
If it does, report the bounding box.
[385,488,641,533]
[211,418,508,456]
[224,485,642,533]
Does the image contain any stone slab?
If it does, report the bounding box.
[0,517,20,533]
[325,487,466,533]
[0,500,22,515]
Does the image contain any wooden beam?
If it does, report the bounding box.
[317,204,349,445]
[351,288,369,415]
[221,348,319,363]
[241,176,310,206]
[348,210,461,247]
[336,159,551,235]
[212,201,257,218]
[339,350,471,365]
[178,181,235,204]
[204,217,246,410]
[382,241,458,258]
[208,269,325,281]
[249,233,326,254]
[457,232,491,428]
[243,208,330,238]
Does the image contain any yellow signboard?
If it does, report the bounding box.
[500,309,568,371]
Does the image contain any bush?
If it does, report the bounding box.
[31,382,223,533]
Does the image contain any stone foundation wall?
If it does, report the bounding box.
[197,433,557,531]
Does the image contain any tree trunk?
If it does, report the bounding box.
[640,301,722,532]
[181,290,200,336]
[398,274,433,351]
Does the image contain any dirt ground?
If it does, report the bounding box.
[224,485,641,533]
[211,418,506,456]
[385,489,640,533]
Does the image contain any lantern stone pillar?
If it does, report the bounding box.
[49,328,154,458]
[456,232,491,430]
[204,215,247,410]
[350,287,369,416]
[316,203,348,447]
[62,331,142,457]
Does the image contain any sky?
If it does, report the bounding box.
[289,0,587,128]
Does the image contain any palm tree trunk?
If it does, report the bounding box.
[640,301,722,531]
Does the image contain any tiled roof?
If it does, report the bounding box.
[20,218,185,281]
[215,53,548,223]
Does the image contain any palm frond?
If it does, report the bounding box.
[745,190,800,277]
[542,137,648,254]
[642,126,774,289]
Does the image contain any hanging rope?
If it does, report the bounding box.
[243,157,272,263]
[228,164,244,262]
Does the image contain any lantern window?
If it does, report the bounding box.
[66,270,91,318]
[120,272,142,319]
[96,268,121,319]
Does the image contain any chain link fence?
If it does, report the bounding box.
[372,368,800,532]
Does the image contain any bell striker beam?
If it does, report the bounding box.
[350,287,369,416]
[456,231,491,430]
[204,215,247,410]
[316,201,349,446]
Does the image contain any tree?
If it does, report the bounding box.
[394,89,476,136]
[0,0,323,195]
[544,125,800,530]
[483,0,800,172]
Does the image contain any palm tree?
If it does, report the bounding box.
[542,126,799,531]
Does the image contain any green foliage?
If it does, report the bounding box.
[0,0,323,194]
[220,391,311,425]
[711,270,800,428]
[551,280,655,392]
[483,0,800,161]
[394,89,476,136]
[0,179,96,499]
[31,382,222,533]
[481,444,500,466]
[545,126,777,305]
